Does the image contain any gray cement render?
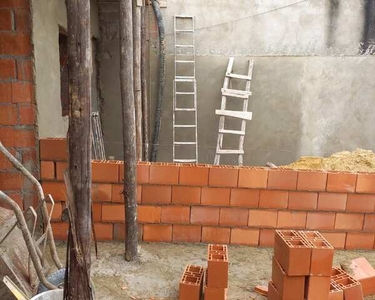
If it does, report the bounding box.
[32,0,100,138]
[98,0,375,165]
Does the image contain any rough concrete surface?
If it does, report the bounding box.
[53,241,375,300]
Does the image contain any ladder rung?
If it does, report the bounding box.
[176,29,194,33]
[175,108,195,111]
[176,60,195,63]
[216,149,244,155]
[175,44,195,48]
[215,110,252,121]
[174,125,196,128]
[176,92,195,95]
[219,129,246,135]
[175,76,195,82]
[175,15,194,19]
[175,142,197,145]
[174,159,197,163]
[221,88,252,99]
[226,73,252,80]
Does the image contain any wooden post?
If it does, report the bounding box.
[119,0,138,261]
[64,0,93,299]
[134,0,143,160]
[141,0,149,161]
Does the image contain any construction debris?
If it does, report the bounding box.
[342,257,375,296]
[254,285,268,297]
[283,149,375,172]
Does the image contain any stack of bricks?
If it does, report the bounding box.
[205,244,228,300]
[330,267,363,300]
[269,230,335,300]
[179,265,204,300]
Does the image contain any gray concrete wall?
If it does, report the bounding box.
[98,0,375,165]
[32,0,100,138]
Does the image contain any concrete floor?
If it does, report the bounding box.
[54,241,375,300]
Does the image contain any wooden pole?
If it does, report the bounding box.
[141,0,150,161]
[64,0,93,299]
[119,0,138,261]
[133,0,143,161]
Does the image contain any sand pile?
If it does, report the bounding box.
[283,149,375,172]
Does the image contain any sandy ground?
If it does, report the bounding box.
[52,241,375,300]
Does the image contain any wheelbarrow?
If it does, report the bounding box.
[0,141,64,299]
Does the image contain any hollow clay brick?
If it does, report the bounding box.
[268,281,282,300]
[179,165,209,186]
[172,186,201,205]
[356,174,375,194]
[202,227,230,244]
[143,224,172,242]
[274,230,312,276]
[259,190,288,209]
[161,206,190,224]
[204,286,227,300]
[331,273,364,300]
[179,265,204,300]
[288,191,318,210]
[149,163,179,185]
[40,138,67,161]
[346,194,375,213]
[271,257,305,300]
[191,207,220,226]
[230,188,259,208]
[346,257,375,296]
[142,185,172,204]
[277,211,307,229]
[207,245,228,288]
[92,160,119,183]
[219,207,248,227]
[297,171,327,192]
[345,233,375,250]
[230,228,259,246]
[327,173,357,193]
[209,166,239,187]
[173,225,202,243]
[306,212,335,230]
[335,213,364,231]
[305,276,330,300]
[201,187,230,206]
[318,193,347,211]
[268,169,298,190]
[248,209,278,228]
[321,232,346,249]
[137,205,161,223]
[259,229,275,247]
[329,282,344,300]
[41,161,55,180]
[238,167,268,189]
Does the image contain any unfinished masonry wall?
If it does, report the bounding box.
[99,0,375,165]
[40,138,375,250]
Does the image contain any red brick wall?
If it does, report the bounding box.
[39,138,375,250]
[0,0,38,209]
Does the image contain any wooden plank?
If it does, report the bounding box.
[215,109,253,121]
[217,149,245,154]
[221,88,252,98]
[226,73,252,80]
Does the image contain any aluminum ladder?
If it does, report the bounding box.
[214,57,254,166]
[173,15,198,163]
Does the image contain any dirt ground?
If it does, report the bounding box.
[53,241,375,300]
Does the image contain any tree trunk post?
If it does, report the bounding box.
[141,0,149,161]
[64,0,93,299]
[119,0,138,261]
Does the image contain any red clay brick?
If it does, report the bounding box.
[92,184,112,202]
[201,187,230,206]
[17,59,33,81]
[12,82,33,103]
[356,174,375,193]
[346,233,375,250]
[0,105,17,125]
[2,192,23,210]
[0,9,12,30]
[143,224,172,242]
[209,166,239,187]
[0,83,12,102]
[230,188,259,207]
[318,192,347,211]
[259,229,275,247]
[40,138,67,161]
[110,184,123,203]
[46,202,62,221]
[238,168,268,189]
[277,211,307,229]
[321,232,346,249]
[201,226,230,244]
[288,191,318,210]
[248,209,278,228]
[0,148,16,170]
[112,223,144,241]
[0,33,31,55]
[346,194,375,213]
[364,214,375,231]
[172,186,201,205]
[51,222,68,240]
[305,276,330,300]
[172,225,201,243]
[22,149,36,171]
[297,171,327,191]
[268,169,298,190]
[92,203,102,221]
[161,206,190,224]
[219,207,248,226]
[179,165,209,186]
[327,173,357,193]
[0,127,35,148]
[102,204,125,222]
[40,161,55,180]
[306,212,335,230]
[0,0,30,8]
[14,9,29,32]
[335,213,364,231]
[92,160,119,183]
[0,172,23,190]
[259,190,288,209]
[137,205,161,223]
[190,206,219,225]
[19,104,35,125]
[142,185,171,204]
[0,58,16,79]
[94,223,113,240]
[149,164,179,185]
[55,161,68,181]
[137,163,149,183]
[230,228,259,246]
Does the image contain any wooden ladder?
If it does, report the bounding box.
[214,57,254,166]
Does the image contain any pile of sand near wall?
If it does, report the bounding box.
[282,149,375,173]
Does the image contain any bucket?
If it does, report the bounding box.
[31,289,63,300]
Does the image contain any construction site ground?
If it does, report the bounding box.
[53,241,375,300]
